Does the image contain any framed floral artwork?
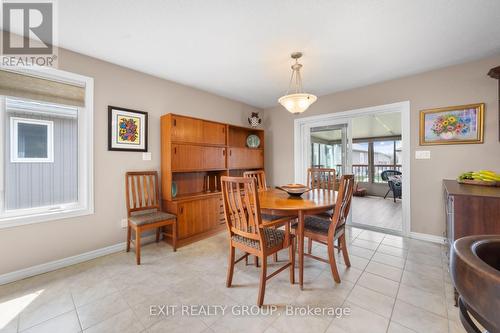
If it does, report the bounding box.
[108,106,148,152]
[419,103,484,145]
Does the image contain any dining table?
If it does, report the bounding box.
[258,188,337,289]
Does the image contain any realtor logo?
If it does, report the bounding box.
[1,1,57,67]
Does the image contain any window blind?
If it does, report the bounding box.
[0,70,85,107]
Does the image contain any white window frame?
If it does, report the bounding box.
[10,117,54,163]
[0,66,94,229]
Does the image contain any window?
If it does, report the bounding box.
[10,117,54,163]
[351,138,402,184]
[0,68,94,228]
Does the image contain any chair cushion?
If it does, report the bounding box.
[293,215,344,238]
[231,228,286,250]
[129,211,176,226]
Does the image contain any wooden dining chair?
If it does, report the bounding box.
[243,170,297,264]
[125,171,177,265]
[307,167,337,191]
[293,174,354,283]
[221,176,295,306]
[306,167,337,252]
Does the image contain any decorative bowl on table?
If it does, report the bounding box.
[276,184,311,197]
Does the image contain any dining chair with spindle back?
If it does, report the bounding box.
[307,167,337,191]
[125,171,177,265]
[306,167,337,253]
[221,176,295,306]
[243,170,297,265]
[293,174,354,283]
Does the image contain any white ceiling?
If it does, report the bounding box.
[311,112,401,140]
[49,1,500,108]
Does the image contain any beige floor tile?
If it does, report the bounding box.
[326,302,389,333]
[335,263,363,283]
[76,292,129,330]
[397,284,447,317]
[372,252,406,269]
[351,239,380,250]
[365,261,403,282]
[356,230,386,243]
[381,237,410,250]
[347,245,375,259]
[401,270,444,295]
[210,309,279,333]
[357,272,399,298]
[20,311,80,333]
[271,313,331,333]
[448,319,467,333]
[129,290,180,329]
[392,300,448,333]
[148,316,208,333]
[18,292,75,331]
[71,278,118,307]
[338,254,369,270]
[0,315,17,333]
[346,285,395,318]
[83,308,143,333]
[377,245,408,258]
[404,260,444,280]
[406,252,443,268]
[387,321,416,333]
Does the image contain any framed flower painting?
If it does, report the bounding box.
[108,106,148,152]
[419,103,484,145]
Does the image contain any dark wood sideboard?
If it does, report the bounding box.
[444,179,500,306]
[444,179,500,248]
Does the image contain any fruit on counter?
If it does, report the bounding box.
[458,170,500,182]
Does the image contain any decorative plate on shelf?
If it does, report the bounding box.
[171,182,177,198]
[246,134,260,148]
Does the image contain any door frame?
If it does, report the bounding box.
[294,101,411,237]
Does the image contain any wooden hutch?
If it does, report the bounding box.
[160,113,265,246]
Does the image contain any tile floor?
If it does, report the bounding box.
[0,227,465,333]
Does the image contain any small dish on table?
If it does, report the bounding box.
[276,184,311,197]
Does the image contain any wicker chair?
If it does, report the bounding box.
[381,170,402,202]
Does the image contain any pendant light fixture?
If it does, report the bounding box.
[278,52,317,114]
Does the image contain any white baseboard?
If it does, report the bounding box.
[409,232,446,244]
[0,234,157,286]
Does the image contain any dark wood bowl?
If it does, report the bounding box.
[451,235,500,333]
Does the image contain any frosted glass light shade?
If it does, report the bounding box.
[278,93,317,114]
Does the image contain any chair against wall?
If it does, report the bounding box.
[243,170,297,265]
[294,175,354,283]
[381,170,402,202]
[125,171,177,265]
[221,176,295,306]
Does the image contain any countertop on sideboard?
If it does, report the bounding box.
[443,179,500,198]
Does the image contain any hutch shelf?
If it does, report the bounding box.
[161,113,265,247]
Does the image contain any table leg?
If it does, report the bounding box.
[298,210,304,290]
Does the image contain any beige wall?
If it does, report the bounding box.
[264,54,500,237]
[0,48,260,275]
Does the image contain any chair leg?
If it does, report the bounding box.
[156,227,161,243]
[340,235,351,267]
[226,246,235,287]
[337,238,341,254]
[245,255,248,266]
[289,240,295,284]
[307,237,312,254]
[126,224,131,252]
[273,253,278,262]
[254,256,259,267]
[135,228,141,265]
[172,222,177,252]
[384,189,391,199]
[327,239,341,283]
[257,256,267,307]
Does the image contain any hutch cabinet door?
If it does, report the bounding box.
[228,148,264,169]
[176,196,225,239]
[202,121,226,145]
[172,144,226,171]
[171,115,203,143]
